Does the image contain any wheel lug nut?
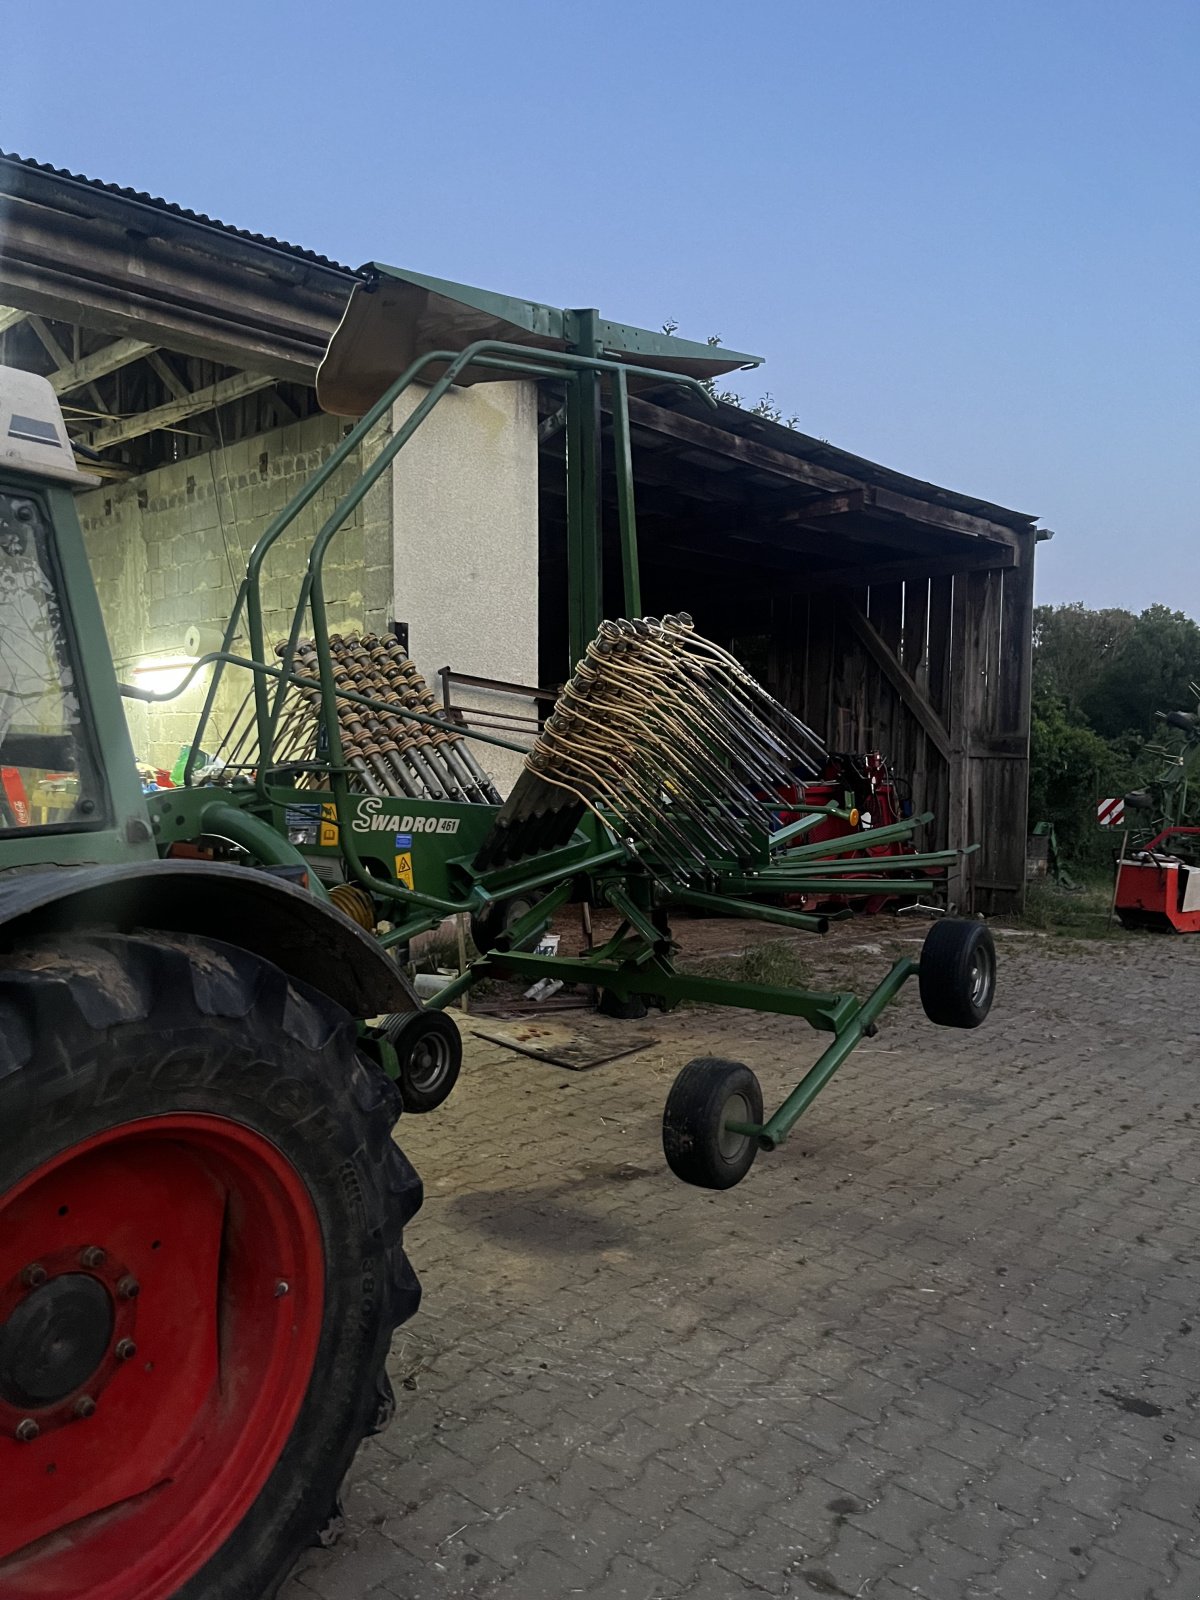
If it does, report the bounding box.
[117,1275,140,1300]
[73,1396,96,1420]
[15,1419,40,1443]
[80,1246,106,1269]
[115,1338,137,1361]
[20,1263,47,1288]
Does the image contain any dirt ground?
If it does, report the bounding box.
[283,917,1200,1600]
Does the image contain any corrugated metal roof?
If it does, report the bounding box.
[0,149,356,276]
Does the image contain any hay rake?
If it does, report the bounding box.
[128,319,995,1188]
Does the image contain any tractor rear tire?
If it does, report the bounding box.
[918,917,997,1028]
[0,930,422,1600]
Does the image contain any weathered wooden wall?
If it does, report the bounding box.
[727,534,1037,914]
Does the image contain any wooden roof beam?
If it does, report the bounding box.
[626,396,860,494]
[144,350,191,401]
[791,484,1020,548]
[49,336,158,396]
[27,315,73,370]
[731,517,945,562]
[86,369,274,451]
[27,315,108,413]
[799,542,1015,593]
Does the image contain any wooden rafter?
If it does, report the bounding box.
[27,315,73,369]
[27,316,108,414]
[789,484,1020,548]
[144,350,191,401]
[48,336,158,396]
[265,387,299,424]
[85,370,274,451]
[626,396,859,494]
[799,542,1016,593]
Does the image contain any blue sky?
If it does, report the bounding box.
[5,0,1196,611]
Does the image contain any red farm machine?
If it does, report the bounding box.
[1114,696,1200,931]
[0,273,996,1597]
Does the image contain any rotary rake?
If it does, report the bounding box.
[126,327,996,1191]
[422,610,993,1188]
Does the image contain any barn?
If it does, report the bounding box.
[0,150,1045,910]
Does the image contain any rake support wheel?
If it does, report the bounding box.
[0,930,421,1600]
[469,894,540,955]
[662,1057,763,1190]
[379,1007,463,1113]
[918,917,997,1028]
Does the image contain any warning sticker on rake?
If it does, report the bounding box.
[1097,797,1125,827]
[319,802,339,849]
[394,832,414,890]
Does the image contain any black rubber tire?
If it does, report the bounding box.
[662,1057,763,1190]
[469,895,540,955]
[918,917,997,1028]
[379,1008,463,1113]
[597,988,649,1020]
[0,930,421,1600]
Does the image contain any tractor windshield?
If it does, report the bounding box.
[0,490,100,831]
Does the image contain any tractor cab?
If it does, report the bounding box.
[0,367,155,863]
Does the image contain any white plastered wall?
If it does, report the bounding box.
[391,380,539,796]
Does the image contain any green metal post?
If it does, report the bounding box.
[566,309,604,664]
[565,373,586,670]
[611,367,641,617]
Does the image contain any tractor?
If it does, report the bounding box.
[0,365,422,1599]
[0,271,997,1597]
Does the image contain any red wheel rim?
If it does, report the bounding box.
[0,1115,325,1600]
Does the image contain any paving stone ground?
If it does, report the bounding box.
[282,925,1200,1600]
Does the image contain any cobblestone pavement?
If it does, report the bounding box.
[283,928,1200,1600]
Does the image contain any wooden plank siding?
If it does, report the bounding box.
[743,534,1035,915]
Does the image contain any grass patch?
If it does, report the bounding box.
[690,937,810,990]
[1018,878,1122,939]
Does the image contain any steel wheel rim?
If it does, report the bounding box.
[719,1092,751,1162]
[969,944,995,1007]
[0,1114,325,1600]
[408,1032,452,1092]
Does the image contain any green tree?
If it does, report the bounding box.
[1029,602,1200,868]
[1080,605,1200,739]
[1028,687,1132,867]
[1032,602,1134,714]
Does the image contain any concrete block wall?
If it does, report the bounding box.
[78,410,393,771]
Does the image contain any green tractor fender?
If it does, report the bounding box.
[0,858,420,1022]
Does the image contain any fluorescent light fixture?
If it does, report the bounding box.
[130,655,199,696]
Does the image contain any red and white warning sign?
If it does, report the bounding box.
[1097,797,1125,827]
